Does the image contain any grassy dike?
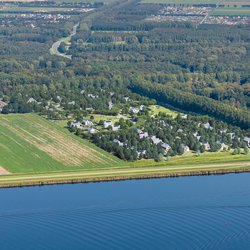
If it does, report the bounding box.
[0,160,250,188]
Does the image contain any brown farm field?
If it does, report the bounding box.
[0,114,124,173]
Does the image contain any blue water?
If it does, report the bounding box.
[0,174,250,250]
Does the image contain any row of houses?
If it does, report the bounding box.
[70,119,121,133]
[130,105,145,114]
[137,128,234,153]
[103,120,120,131]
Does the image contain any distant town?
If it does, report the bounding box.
[147,6,250,25]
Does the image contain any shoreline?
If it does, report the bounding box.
[0,167,250,189]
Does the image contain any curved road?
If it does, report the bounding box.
[50,22,79,59]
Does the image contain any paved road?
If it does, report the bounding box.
[50,23,79,59]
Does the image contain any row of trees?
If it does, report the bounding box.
[130,81,250,129]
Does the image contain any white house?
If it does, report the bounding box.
[201,142,210,151]
[181,144,190,152]
[68,101,75,105]
[151,136,163,145]
[130,107,140,114]
[124,97,130,102]
[113,139,124,146]
[204,122,213,130]
[136,150,147,158]
[88,127,96,133]
[161,143,171,153]
[57,96,62,102]
[228,132,235,139]
[243,137,250,147]
[220,129,227,134]
[104,120,113,129]
[27,98,37,103]
[139,105,145,111]
[137,129,143,134]
[82,119,93,126]
[193,132,201,141]
[139,132,149,139]
[218,142,228,151]
[70,122,82,130]
[193,132,198,137]
[108,101,113,110]
[112,125,120,131]
[88,94,98,99]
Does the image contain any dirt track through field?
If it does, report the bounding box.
[0,167,10,175]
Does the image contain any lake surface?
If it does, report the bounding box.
[0,174,250,250]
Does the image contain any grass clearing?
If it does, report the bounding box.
[132,151,250,168]
[148,105,178,118]
[0,114,124,173]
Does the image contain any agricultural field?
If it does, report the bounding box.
[212,6,250,15]
[0,114,123,173]
[223,0,250,5]
[140,0,218,4]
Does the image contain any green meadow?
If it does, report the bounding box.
[0,114,123,173]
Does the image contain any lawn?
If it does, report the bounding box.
[148,105,179,118]
[0,114,124,173]
[132,151,250,168]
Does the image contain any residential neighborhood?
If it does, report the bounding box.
[67,103,250,161]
